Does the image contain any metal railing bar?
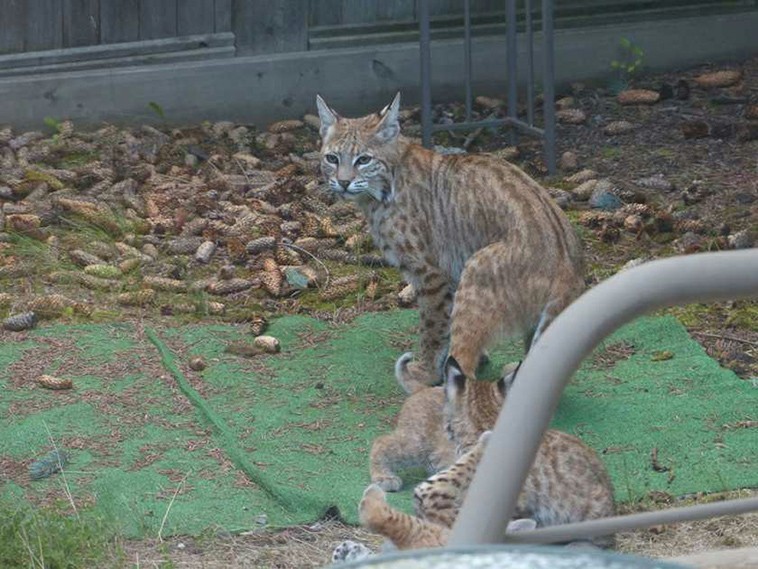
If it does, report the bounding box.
[449,250,758,546]
[525,0,535,126]
[506,0,519,146]
[420,0,432,148]
[430,117,545,138]
[504,497,758,545]
[464,0,473,122]
[542,0,557,172]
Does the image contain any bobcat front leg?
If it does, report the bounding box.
[395,271,453,393]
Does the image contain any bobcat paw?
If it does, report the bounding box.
[332,540,373,563]
[372,474,403,492]
[359,484,388,527]
[395,352,438,393]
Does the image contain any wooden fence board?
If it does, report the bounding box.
[139,0,178,40]
[0,0,27,54]
[25,0,64,52]
[179,0,215,36]
[63,0,100,47]
[234,0,307,54]
[100,0,140,44]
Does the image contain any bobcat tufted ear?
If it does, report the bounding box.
[316,94,340,139]
[375,92,401,143]
[444,355,466,401]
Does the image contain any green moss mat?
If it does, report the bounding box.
[0,313,755,538]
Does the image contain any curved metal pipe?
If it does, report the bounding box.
[449,249,758,545]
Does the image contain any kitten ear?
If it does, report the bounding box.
[375,92,401,143]
[316,94,340,138]
[444,355,466,401]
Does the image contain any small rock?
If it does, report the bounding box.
[398,283,417,306]
[547,188,572,210]
[635,174,673,192]
[589,190,623,211]
[564,169,597,185]
[255,514,268,526]
[0,186,14,200]
[253,335,280,354]
[728,229,752,250]
[603,120,636,135]
[556,109,587,125]
[694,69,742,88]
[571,179,598,201]
[189,356,207,371]
[195,241,216,264]
[3,311,37,331]
[184,153,199,168]
[617,89,660,105]
[475,95,504,110]
[675,232,703,254]
[559,151,578,172]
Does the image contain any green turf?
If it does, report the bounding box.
[0,313,755,539]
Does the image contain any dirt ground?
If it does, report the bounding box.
[1,51,756,568]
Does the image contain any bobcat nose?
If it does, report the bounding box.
[337,179,351,190]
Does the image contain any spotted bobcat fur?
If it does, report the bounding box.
[364,365,615,550]
[317,93,584,393]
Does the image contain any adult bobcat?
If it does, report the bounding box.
[317,93,584,391]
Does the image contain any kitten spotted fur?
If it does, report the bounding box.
[317,93,584,392]
[364,365,615,550]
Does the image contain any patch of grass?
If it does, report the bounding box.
[0,499,118,569]
[600,146,623,159]
[665,300,758,332]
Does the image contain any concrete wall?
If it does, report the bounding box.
[1,11,757,130]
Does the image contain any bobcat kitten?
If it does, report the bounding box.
[366,368,615,548]
[361,432,538,550]
[317,93,584,392]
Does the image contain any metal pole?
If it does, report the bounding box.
[505,497,758,544]
[420,0,432,148]
[525,0,535,126]
[464,0,473,122]
[449,250,758,546]
[541,0,557,173]
[506,0,518,145]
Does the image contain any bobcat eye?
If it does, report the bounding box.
[356,155,373,166]
[325,153,339,165]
